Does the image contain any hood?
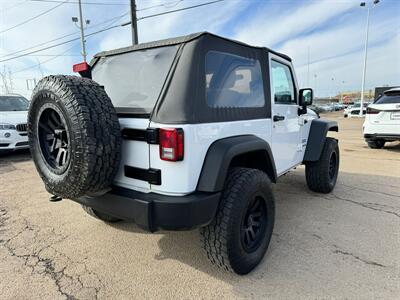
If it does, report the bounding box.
[306,108,317,116]
[0,111,28,125]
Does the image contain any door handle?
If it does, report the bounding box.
[273,115,285,122]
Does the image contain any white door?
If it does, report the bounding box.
[269,56,302,175]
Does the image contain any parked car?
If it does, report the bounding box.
[27,32,339,274]
[308,105,323,115]
[333,103,345,111]
[363,88,400,148]
[0,94,29,154]
[344,102,368,118]
[316,104,333,112]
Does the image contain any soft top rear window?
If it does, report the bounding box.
[92,45,178,114]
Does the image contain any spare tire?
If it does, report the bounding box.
[28,75,122,199]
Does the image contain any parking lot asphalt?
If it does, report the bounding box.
[0,111,399,300]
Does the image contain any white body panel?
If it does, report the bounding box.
[149,119,272,196]
[271,104,302,174]
[0,129,29,150]
[363,103,400,136]
[113,118,151,192]
[0,111,29,150]
[0,111,28,124]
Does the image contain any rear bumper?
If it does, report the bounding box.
[72,186,221,232]
[364,134,400,141]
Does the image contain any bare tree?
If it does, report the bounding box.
[0,66,13,94]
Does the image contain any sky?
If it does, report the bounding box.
[0,0,399,98]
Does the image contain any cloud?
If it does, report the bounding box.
[97,0,250,51]
[294,33,399,96]
[1,0,398,98]
[276,7,399,95]
[234,0,358,48]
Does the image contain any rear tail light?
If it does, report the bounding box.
[72,62,90,73]
[159,128,184,161]
[366,107,380,114]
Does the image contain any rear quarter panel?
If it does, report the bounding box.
[148,119,272,195]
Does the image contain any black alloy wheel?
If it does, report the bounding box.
[37,104,70,174]
[241,196,268,253]
[328,152,337,180]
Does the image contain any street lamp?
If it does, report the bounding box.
[359,0,380,116]
[314,74,318,97]
[330,77,335,100]
[72,0,90,63]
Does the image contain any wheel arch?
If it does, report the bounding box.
[303,119,338,162]
[197,135,277,192]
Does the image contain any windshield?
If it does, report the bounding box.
[92,45,178,114]
[0,96,29,111]
[375,94,400,104]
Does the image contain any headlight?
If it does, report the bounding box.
[0,123,16,130]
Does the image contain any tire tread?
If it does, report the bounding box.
[28,75,122,198]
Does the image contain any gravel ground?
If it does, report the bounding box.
[0,112,399,299]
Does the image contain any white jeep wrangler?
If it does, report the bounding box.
[28,32,339,274]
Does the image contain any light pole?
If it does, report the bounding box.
[359,0,380,116]
[340,80,345,103]
[314,74,318,97]
[72,0,90,63]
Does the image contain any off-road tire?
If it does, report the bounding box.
[305,137,339,193]
[201,168,275,275]
[367,139,385,149]
[28,75,122,199]
[82,205,121,223]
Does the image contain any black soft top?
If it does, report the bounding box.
[91,32,292,124]
[93,31,291,62]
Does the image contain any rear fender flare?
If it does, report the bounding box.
[197,135,277,192]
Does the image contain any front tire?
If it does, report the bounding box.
[201,168,275,275]
[305,137,339,193]
[367,139,385,149]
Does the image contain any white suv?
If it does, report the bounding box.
[27,32,339,274]
[0,94,29,154]
[363,88,400,148]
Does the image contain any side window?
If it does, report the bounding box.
[271,60,296,105]
[205,51,265,108]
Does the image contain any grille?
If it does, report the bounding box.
[351,110,360,115]
[16,123,27,132]
[0,143,10,147]
[15,141,29,147]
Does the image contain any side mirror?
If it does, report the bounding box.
[298,88,313,114]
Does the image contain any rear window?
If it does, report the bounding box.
[92,46,178,113]
[205,51,265,108]
[0,96,29,111]
[375,94,400,104]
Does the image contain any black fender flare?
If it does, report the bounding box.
[197,135,277,192]
[303,119,338,162]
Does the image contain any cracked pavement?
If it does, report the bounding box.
[0,112,399,299]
